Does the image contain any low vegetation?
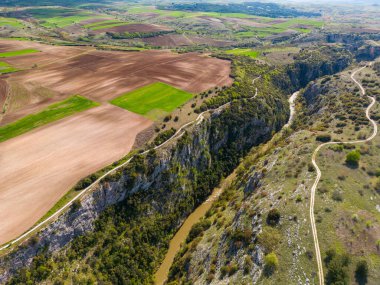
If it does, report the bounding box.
[0,95,99,142]
[0,49,39,58]
[110,82,193,120]
[0,61,18,74]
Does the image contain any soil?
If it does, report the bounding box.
[0,104,152,245]
[0,40,232,123]
[142,34,233,47]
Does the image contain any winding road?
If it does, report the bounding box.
[309,64,378,285]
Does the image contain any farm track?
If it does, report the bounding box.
[309,64,378,285]
[0,77,260,252]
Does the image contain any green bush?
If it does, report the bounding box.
[355,260,368,284]
[324,249,351,285]
[264,252,279,275]
[316,134,331,142]
[346,150,360,166]
[267,208,281,226]
[258,226,281,253]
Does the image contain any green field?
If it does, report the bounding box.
[24,8,103,28]
[0,17,24,28]
[0,95,99,142]
[83,20,130,30]
[0,49,39,58]
[0,62,19,74]
[226,48,260,58]
[110,82,193,120]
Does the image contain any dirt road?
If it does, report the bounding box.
[309,64,377,285]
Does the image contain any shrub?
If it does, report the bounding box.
[346,150,360,166]
[324,249,351,285]
[71,200,81,212]
[186,219,211,242]
[332,190,343,202]
[355,260,368,285]
[163,115,172,122]
[264,252,278,275]
[267,208,281,226]
[316,134,331,142]
[257,226,281,253]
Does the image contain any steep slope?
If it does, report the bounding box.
[1,46,355,284]
[167,61,380,285]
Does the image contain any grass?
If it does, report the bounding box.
[84,20,130,30]
[0,17,24,28]
[110,82,193,120]
[24,7,103,28]
[0,62,19,74]
[0,49,39,58]
[226,48,260,58]
[0,95,99,142]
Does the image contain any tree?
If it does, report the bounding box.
[346,150,360,167]
[355,260,368,285]
[267,208,281,226]
[264,252,279,276]
[325,250,351,285]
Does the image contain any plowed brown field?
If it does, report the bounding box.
[93,23,172,34]
[0,104,151,244]
[0,39,232,245]
[0,40,232,123]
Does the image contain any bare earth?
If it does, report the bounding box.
[0,104,151,244]
[142,34,233,47]
[0,39,232,245]
[0,40,232,124]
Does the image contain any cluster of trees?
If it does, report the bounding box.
[159,2,321,18]
[108,30,172,40]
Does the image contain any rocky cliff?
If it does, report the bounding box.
[0,90,288,283]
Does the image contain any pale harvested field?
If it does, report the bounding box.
[0,104,151,244]
[0,40,232,123]
[142,34,233,47]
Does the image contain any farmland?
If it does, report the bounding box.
[110,82,193,120]
[226,48,260,58]
[0,95,99,142]
[0,48,39,57]
[0,61,18,74]
[0,104,152,245]
[0,17,24,28]
[21,7,102,28]
[0,38,232,245]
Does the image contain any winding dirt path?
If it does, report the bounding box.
[309,64,377,285]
